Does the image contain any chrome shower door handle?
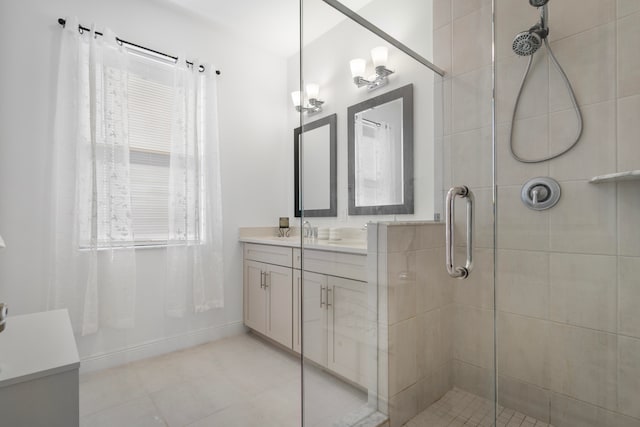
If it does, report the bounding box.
[445,186,474,279]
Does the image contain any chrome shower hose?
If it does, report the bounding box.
[509,38,583,163]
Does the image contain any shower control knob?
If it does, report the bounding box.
[530,184,550,204]
[521,177,561,211]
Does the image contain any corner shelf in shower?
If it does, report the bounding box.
[589,170,640,184]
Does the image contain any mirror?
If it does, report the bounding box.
[294,114,337,217]
[348,84,413,215]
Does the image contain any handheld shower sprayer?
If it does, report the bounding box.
[512,24,548,56]
[512,1,550,56]
[509,0,584,163]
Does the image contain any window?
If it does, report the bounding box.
[127,73,173,245]
[91,53,208,248]
[94,68,174,247]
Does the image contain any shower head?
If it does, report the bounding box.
[513,31,541,56]
[529,0,549,7]
[512,24,548,56]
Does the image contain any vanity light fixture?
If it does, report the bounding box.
[291,83,324,114]
[350,46,394,91]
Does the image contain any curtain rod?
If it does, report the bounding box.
[57,18,221,75]
[359,117,382,127]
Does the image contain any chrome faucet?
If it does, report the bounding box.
[303,221,313,239]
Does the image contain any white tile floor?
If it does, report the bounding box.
[79,332,368,427]
[406,388,553,427]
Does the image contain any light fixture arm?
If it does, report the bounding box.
[350,47,394,91]
[353,65,394,91]
[295,98,324,114]
[291,85,324,115]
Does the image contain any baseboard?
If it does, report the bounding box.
[79,321,246,374]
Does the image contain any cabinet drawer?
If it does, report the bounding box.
[300,249,366,282]
[244,244,292,267]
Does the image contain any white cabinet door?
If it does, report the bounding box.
[300,270,328,367]
[266,264,293,348]
[244,260,267,335]
[327,276,369,388]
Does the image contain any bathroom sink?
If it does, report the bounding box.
[310,239,367,251]
[239,230,367,254]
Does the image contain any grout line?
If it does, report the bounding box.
[497,98,617,127]
[454,302,640,340]
[494,246,635,258]
[613,4,621,408]
[496,17,619,63]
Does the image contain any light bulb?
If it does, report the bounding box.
[371,46,388,68]
[350,58,366,78]
[291,91,302,107]
[305,84,320,100]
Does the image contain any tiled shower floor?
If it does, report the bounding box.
[406,388,554,427]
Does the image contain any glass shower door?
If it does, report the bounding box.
[431,1,498,426]
[297,3,382,424]
[298,0,640,426]
[298,1,497,426]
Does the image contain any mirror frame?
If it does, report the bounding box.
[347,84,414,215]
[294,113,338,218]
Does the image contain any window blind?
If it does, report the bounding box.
[127,73,173,244]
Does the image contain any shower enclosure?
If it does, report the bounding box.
[297,0,639,426]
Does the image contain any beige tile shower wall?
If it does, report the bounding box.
[437,0,640,425]
[378,222,453,427]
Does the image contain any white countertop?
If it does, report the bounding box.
[240,235,368,255]
[0,309,80,388]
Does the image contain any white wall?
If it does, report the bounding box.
[0,0,290,364]
[287,0,437,228]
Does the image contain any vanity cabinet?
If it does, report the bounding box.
[243,245,293,349]
[292,248,369,389]
[243,241,369,389]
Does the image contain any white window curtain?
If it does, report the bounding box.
[49,18,137,335]
[165,59,224,317]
